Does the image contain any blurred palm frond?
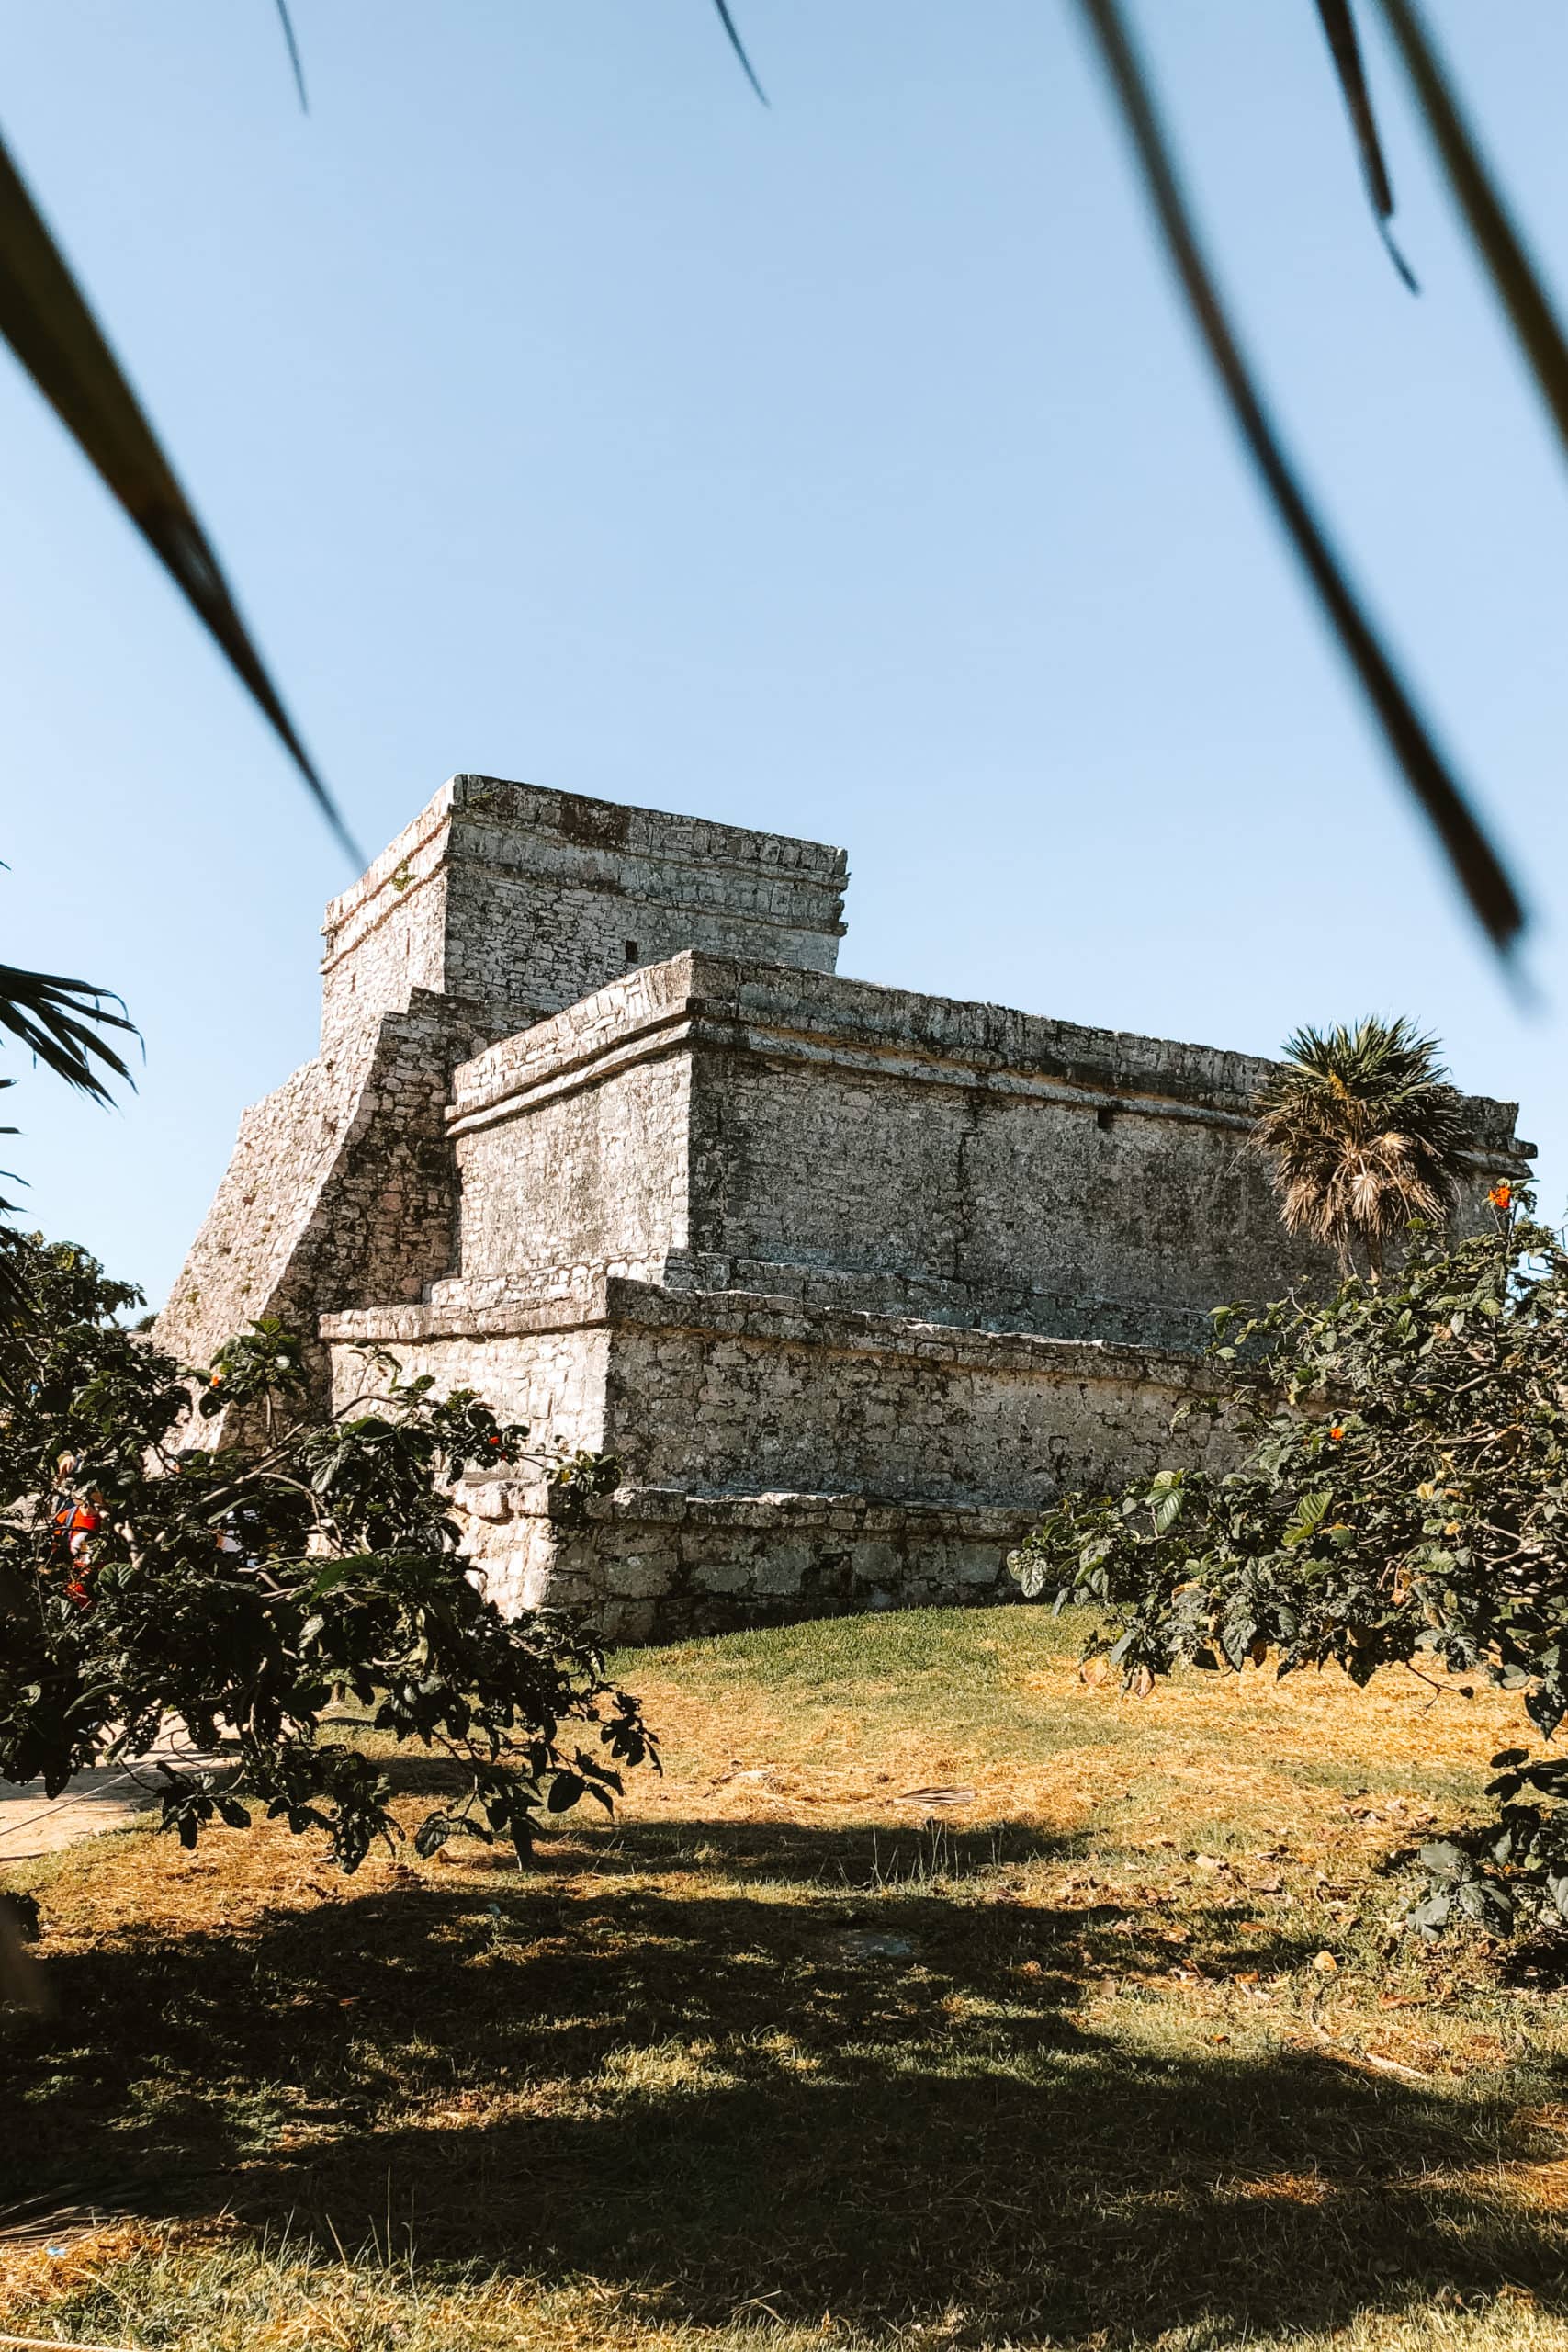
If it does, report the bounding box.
[1375,0,1568,467]
[708,0,767,106]
[1073,0,1526,963]
[0,963,140,1317]
[1314,0,1417,288]
[0,963,137,1103]
[0,124,360,866]
[275,0,310,114]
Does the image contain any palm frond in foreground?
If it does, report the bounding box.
[0,127,359,865]
[0,962,136,1103]
[1072,0,1527,966]
[0,961,139,1315]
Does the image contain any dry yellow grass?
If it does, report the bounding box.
[4,1604,1567,2351]
[617,1603,1521,1840]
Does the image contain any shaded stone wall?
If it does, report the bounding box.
[435,951,1528,1351]
[160,991,482,1385]
[477,1489,1043,1645]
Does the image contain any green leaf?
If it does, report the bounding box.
[1281,1489,1333,1549]
[1418,1839,1471,1884]
[1151,1486,1184,1536]
[0,964,137,1104]
[1407,1887,1451,1933]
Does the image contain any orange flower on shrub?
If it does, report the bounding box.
[1328,1423,1345,1443]
[1489,1181,1513,1213]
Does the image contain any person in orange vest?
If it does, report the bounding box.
[49,1453,101,1607]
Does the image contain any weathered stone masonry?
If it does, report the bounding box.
[161,774,1533,1640]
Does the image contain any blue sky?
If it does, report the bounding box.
[3,1,1567,1305]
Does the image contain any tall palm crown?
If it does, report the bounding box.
[1251,1018,1471,1277]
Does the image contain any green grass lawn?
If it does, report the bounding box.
[6,1604,1568,2350]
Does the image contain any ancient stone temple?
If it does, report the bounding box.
[159,775,1530,1639]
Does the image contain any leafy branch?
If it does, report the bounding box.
[1011,1194,1568,1938]
[0,1236,652,1873]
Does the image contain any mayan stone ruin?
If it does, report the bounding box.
[158,775,1532,1640]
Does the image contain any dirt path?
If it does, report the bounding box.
[0,1740,225,1863]
[0,1763,167,1862]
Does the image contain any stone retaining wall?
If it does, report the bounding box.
[452,1482,1043,1645]
[324,1277,1237,1638]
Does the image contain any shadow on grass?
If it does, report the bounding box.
[5,1817,1564,2342]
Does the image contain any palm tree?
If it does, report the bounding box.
[0,963,137,1313]
[1250,1018,1471,1279]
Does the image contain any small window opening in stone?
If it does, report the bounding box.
[1096,1104,1115,1132]
[625,939,639,964]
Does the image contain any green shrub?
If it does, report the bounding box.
[0,1230,653,1871]
[1010,1191,1568,1934]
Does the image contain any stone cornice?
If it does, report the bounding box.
[442,949,1530,1165]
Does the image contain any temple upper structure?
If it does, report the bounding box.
[159,775,1532,1639]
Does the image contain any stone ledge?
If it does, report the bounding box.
[455,1479,1043,1640]
[452,1480,1039,1538]
[321,1275,1224,1387]
[563,1485,1038,1539]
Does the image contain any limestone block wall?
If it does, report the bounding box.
[158,991,482,1384]
[321,1276,1238,1639]
[318,801,457,1054]
[326,1311,611,1461]
[677,963,1525,1345]
[686,1049,1310,1345]
[320,775,847,1053]
[158,1049,365,1371]
[325,1279,1226,1510]
[468,1488,1043,1645]
[164,775,846,1389]
[446,1051,691,1304]
[591,1283,1233,1506]
[435,951,1531,1351]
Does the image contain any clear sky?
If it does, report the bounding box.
[3,1,1567,1307]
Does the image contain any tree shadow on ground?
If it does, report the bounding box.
[5,1817,1564,2344]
